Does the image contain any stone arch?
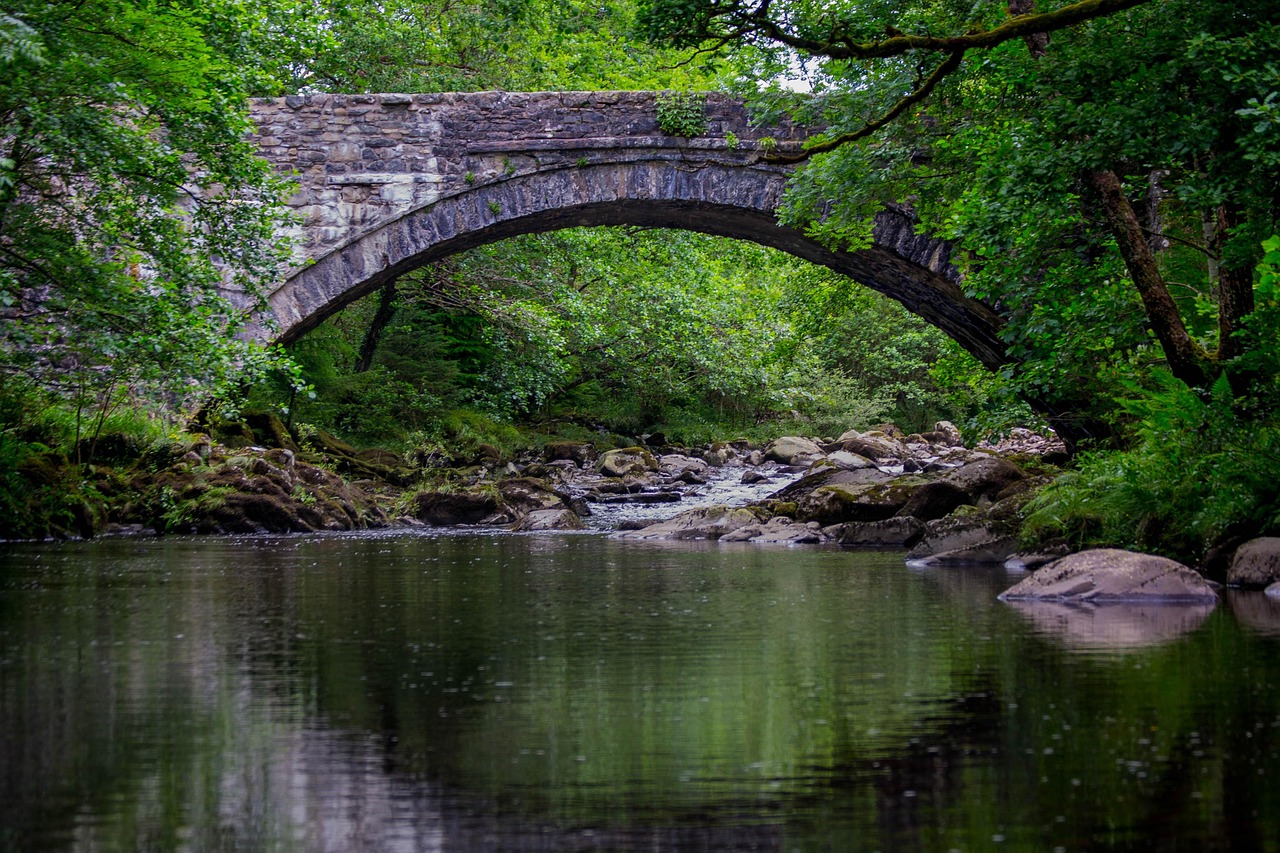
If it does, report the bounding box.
[264,160,1007,368]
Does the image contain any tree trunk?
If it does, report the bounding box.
[355,281,398,374]
[1088,168,1215,389]
[1211,203,1255,365]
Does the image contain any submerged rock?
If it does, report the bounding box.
[719,516,825,544]
[999,549,1218,602]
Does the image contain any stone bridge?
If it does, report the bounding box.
[248,91,1006,368]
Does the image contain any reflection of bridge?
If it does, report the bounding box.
[247,91,1006,367]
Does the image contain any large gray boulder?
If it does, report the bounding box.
[596,447,659,478]
[942,457,1027,503]
[999,549,1218,602]
[763,436,825,466]
[1226,537,1280,588]
[796,478,926,525]
[829,431,901,462]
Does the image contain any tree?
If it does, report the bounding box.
[0,0,306,443]
[639,0,1280,429]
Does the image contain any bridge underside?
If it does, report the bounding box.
[266,162,1007,369]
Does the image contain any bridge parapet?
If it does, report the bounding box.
[249,91,807,269]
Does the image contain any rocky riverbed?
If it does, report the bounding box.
[14,415,1280,604]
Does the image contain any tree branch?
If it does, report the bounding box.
[738,0,1152,60]
[768,50,964,163]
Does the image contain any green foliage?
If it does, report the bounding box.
[1023,370,1280,562]
[655,91,707,137]
[0,0,301,434]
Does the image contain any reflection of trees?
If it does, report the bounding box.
[3,536,1280,850]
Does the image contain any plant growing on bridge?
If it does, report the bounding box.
[655,91,707,137]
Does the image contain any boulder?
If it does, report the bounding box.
[511,508,585,531]
[659,454,710,478]
[596,447,659,478]
[409,490,501,526]
[750,516,826,544]
[942,457,1027,503]
[895,481,971,521]
[924,420,965,447]
[763,436,825,466]
[767,466,890,502]
[1226,537,1280,589]
[795,478,926,525]
[831,434,901,462]
[998,549,1218,602]
[826,450,877,470]
[613,505,765,540]
[543,441,596,466]
[905,512,1018,566]
[829,517,926,548]
[1270,582,1280,600]
[496,477,573,516]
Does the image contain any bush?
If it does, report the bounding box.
[1022,370,1280,563]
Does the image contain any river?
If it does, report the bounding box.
[2,530,1279,851]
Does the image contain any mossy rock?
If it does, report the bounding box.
[212,420,257,449]
[408,489,501,525]
[243,411,300,452]
[796,477,928,525]
[17,451,69,486]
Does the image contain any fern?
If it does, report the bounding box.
[1023,368,1280,562]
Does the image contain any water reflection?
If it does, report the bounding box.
[1226,589,1280,638]
[2,533,1280,851]
[1002,600,1217,653]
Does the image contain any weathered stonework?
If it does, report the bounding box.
[246,91,1007,367]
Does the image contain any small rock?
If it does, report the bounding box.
[1268,582,1280,600]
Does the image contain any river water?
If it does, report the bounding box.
[2,531,1280,852]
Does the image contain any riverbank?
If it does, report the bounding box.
[9,415,1280,592]
[1,415,1063,551]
